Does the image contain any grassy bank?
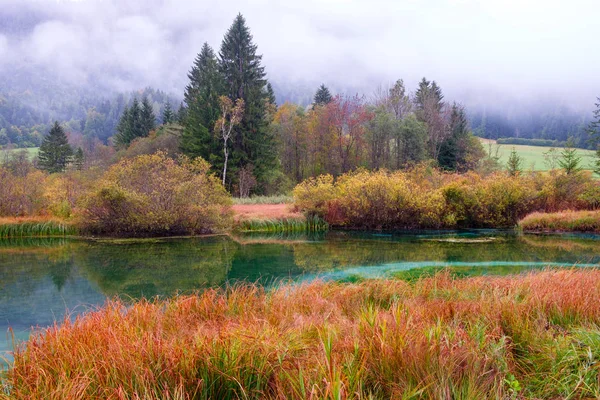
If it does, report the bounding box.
[0,217,76,238]
[520,210,600,233]
[233,195,293,205]
[4,270,600,399]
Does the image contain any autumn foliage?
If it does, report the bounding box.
[80,152,232,236]
[294,167,600,229]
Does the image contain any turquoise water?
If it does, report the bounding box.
[2,230,600,363]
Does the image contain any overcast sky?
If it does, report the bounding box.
[0,0,598,109]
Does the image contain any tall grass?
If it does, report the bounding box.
[520,210,600,233]
[237,215,328,233]
[4,270,600,399]
[0,218,76,238]
[233,194,293,205]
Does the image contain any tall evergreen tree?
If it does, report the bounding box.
[114,98,150,148]
[162,102,174,124]
[176,102,187,124]
[587,98,600,174]
[73,147,85,171]
[266,82,277,106]
[313,84,333,106]
[38,121,73,173]
[181,42,225,163]
[438,104,470,171]
[219,13,276,190]
[140,96,156,135]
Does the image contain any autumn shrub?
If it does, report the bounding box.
[520,210,600,233]
[294,168,596,230]
[0,167,47,216]
[79,152,232,236]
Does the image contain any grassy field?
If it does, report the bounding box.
[4,269,600,399]
[520,210,600,233]
[0,147,39,160]
[480,138,597,171]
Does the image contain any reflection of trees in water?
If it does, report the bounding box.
[291,234,600,272]
[76,237,236,298]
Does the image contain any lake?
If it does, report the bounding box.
[2,230,600,364]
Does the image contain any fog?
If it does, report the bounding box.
[0,0,598,110]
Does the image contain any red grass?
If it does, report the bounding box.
[4,270,600,399]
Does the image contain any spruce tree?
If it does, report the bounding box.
[558,137,582,175]
[181,42,225,162]
[506,147,522,176]
[140,96,156,135]
[162,102,175,124]
[219,13,276,190]
[176,103,187,124]
[438,104,469,171]
[266,82,277,106]
[38,122,73,173]
[587,98,600,174]
[313,84,333,106]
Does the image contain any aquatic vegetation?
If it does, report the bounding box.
[520,210,600,233]
[0,218,76,238]
[237,215,328,233]
[4,270,600,399]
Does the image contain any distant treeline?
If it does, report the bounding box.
[496,138,567,148]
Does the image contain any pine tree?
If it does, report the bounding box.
[38,121,73,173]
[313,84,333,106]
[266,82,277,106]
[140,96,156,135]
[73,147,85,171]
[162,102,174,124]
[181,42,224,162]
[438,103,469,171]
[219,13,276,190]
[558,137,582,175]
[587,98,600,175]
[176,103,187,124]
[506,147,522,176]
[114,98,152,148]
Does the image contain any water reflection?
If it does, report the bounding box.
[1,231,600,361]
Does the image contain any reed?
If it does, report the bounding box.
[0,218,77,238]
[237,215,329,233]
[3,269,600,399]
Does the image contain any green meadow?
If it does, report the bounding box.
[0,147,39,160]
[480,138,597,171]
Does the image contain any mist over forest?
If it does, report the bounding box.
[0,0,598,149]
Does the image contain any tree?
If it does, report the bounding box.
[396,114,428,167]
[215,96,244,186]
[438,103,470,171]
[586,98,600,175]
[162,102,175,124]
[181,42,224,163]
[506,147,522,176]
[266,82,277,106]
[558,137,582,175]
[414,77,447,159]
[387,79,411,120]
[140,96,156,136]
[38,122,73,173]
[219,13,276,190]
[73,147,85,171]
[313,84,333,106]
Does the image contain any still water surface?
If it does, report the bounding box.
[2,230,600,362]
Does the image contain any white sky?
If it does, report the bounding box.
[0,0,598,109]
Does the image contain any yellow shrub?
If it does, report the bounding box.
[80,152,232,236]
